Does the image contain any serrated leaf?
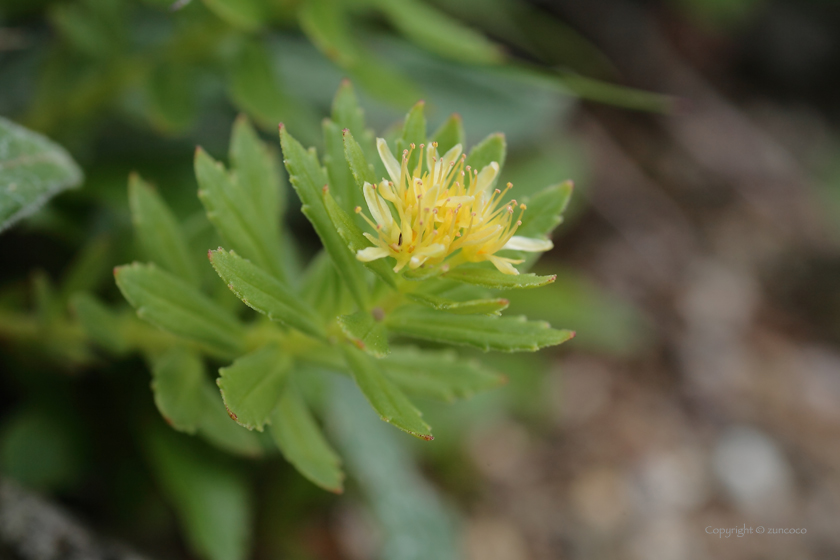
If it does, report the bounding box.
[0,116,83,233]
[338,310,389,358]
[70,292,127,353]
[431,114,465,155]
[114,263,245,357]
[443,266,556,290]
[322,119,358,212]
[279,125,369,309]
[230,115,285,228]
[341,345,432,440]
[129,173,199,287]
[466,132,506,173]
[331,79,366,142]
[145,428,252,560]
[382,347,506,402]
[517,181,573,239]
[217,343,291,432]
[201,0,265,31]
[376,0,504,65]
[197,383,264,458]
[209,249,325,339]
[406,292,509,315]
[342,128,377,189]
[396,101,426,171]
[386,305,574,352]
[322,188,398,289]
[195,147,287,283]
[270,384,344,493]
[151,347,206,435]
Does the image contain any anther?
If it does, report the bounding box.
[354,206,362,213]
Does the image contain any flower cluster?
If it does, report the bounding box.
[355,139,553,275]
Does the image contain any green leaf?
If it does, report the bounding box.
[114,263,245,357]
[396,101,426,171]
[376,0,504,65]
[209,249,325,340]
[59,237,111,300]
[151,347,206,435]
[0,116,83,233]
[197,383,264,458]
[201,0,265,31]
[322,119,358,212]
[147,60,198,133]
[129,173,199,287]
[341,345,432,440]
[70,293,127,354]
[406,292,509,315]
[218,343,292,431]
[270,383,344,493]
[301,250,353,320]
[279,125,369,309]
[195,146,287,283]
[386,305,574,352]
[230,114,285,228]
[382,347,506,402]
[466,132,506,172]
[342,128,377,189]
[228,40,315,140]
[443,266,556,290]
[431,114,465,155]
[145,428,252,560]
[517,180,574,239]
[331,79,366,142]
[338,310,390,358]
[322,188,398,289]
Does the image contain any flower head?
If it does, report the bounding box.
[355,138,553,275]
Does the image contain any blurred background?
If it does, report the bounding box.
[2,0,840,559]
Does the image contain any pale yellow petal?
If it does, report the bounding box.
[489,255,520,275]
[357,247,390,262]
[377,138,401,185]
[363,182,394,229]
[503,235,553,252]
[474,161,499,194]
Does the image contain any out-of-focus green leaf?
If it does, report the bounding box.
[406,292,509,315]
[376,0,504,65]
[382,347,506,402]
[270,384,344,493]
[431,114,465,155]
[228,40,315,140]
[396,101,426,171]
[197,384,264,458]
[301,250,353,320]
[195,147,287,283]
[331,79,367,143]
[129,173,199,287]
[230,115,285,226]
[338,309,389,358]
[218,343,292,431]
[443,266,556,289]
[209,249,326,339]
[280,125,369,309]
[146,428,252,560]
[70,293,127,354]
[329,379,458,560]
[298,0,419,105]
[505,268,652,357]
[59,237,111,300]
[201,0,266,31]
[517,180,573,239]
[0,407,82,492]
[465,132,506,172]
[0,116,83,233]
[323,188,398,288]
[341,345,432,440]
[152,347,206,435]
[114,263,245,357]
[386,305,574,351]
[342,129,377,189]
[147,60,198,133]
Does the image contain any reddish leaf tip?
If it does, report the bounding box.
[224,405,238,421]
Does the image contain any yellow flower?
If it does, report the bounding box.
[354,138,553,275]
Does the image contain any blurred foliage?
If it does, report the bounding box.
[0,0,663,559]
